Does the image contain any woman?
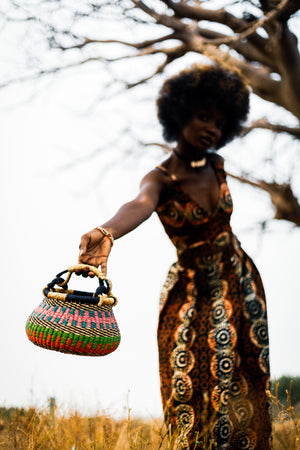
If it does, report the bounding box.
[78,64,271,449]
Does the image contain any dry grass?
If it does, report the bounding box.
[0,389,299,450]
[0,403,172,450]
[268,380,300,450]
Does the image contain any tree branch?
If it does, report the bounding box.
[200,0,291,46]
[197,27,277,70]
[227,172,300,226]
[242,119,300,138]
[54,32,179,51]
[127,44,187,88]
[160,0,271,51]
[0,56,120,89]
[185,35,281,105]
[273,23,300,99]
[258,0,300,19]
[161,0,247,31]
[131,0,187,32]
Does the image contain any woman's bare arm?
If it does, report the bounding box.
[78,170,164,276]
[101,171,163,238]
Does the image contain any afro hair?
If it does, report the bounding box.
[156,63,250,149]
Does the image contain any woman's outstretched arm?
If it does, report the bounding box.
[78,170,164,276]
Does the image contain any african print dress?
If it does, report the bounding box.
[155,157,271,449]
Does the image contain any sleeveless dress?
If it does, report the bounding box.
[155,156,271,449]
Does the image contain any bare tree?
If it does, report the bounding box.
[1,0,300,225]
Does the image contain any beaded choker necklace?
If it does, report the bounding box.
[173,149,207,168]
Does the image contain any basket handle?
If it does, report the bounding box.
[43,264,117,306]
[60,264,106,286]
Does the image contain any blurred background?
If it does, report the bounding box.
[1,0,299,418]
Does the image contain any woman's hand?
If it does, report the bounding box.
[77,228,112,277]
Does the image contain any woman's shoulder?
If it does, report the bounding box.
[142,155,175,182]
[140,162,173,190]
[208,152,224,169]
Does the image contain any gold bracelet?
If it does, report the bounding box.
[94,227,114,246]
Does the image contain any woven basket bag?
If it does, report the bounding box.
[25,264,120,356]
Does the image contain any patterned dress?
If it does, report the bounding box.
[155,155,271,449]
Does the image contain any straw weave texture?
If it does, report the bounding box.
[26,296,120,356]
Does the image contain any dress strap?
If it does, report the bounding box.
[207,153,227,185]
[156,165,177,181]
[208,152,225,171]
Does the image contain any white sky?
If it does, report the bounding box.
[0,6,300,418]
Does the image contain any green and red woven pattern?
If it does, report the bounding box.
[26,297,121,356]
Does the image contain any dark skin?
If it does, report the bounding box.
[78,106,224,277]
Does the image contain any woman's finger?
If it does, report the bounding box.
[79,233,90,254]
[99,261,107,277]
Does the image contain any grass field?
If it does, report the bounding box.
[0,399,299,449]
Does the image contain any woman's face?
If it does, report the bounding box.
[180,106,224,151]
